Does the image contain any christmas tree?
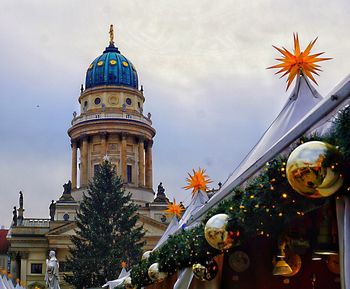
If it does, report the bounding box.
[65,160,145,288]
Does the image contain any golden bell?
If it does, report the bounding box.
[273,259,293,275]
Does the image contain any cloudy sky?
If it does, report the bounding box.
[0,0,349,227]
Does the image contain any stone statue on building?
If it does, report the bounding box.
[157,182,165,195]
[17,191,25,225]
[49,201,56,221]
[63,181,71,195]
[12,206,17,226]
[154,182,169,203]
[19,191,23,209]
[58,180,75,202]
[45,251,60,289]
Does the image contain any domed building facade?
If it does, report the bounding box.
[6,26,169,289]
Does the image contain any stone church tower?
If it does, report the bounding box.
[68,25,158,207]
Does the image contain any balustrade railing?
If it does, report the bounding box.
[71,113,152,126]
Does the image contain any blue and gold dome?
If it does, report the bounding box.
[85,26,138,89]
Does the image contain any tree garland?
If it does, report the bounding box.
[123,107,350,288]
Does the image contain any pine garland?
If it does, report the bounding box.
[122,107,350,288]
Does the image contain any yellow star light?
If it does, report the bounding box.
[268,33,331,90]
[184,168,212,196]
[164,198,185,217]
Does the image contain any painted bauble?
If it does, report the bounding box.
[286,141,343,198]
[123,277,136,289]
[204,213,233,250]
[192,260,218,281]
[148,263,168,283]
[142,250,152,260]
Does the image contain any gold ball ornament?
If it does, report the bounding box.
[286,141,343,198]
[123,277,136,289]
[142,250,152,260]
[148,263,168,283]
[192,260,218,281]
[204,213,233,250]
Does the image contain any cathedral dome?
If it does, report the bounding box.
[85,42,138,90]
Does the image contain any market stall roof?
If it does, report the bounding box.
[188,74,350,225]
[153,215,179,250]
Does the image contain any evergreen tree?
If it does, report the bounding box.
[65,160,145,288]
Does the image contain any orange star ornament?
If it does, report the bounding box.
[268,33,331,90]
[121,261,127,268]
[184,168,212,196]
[164,198,185,217]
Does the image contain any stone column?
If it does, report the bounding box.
[9,252,18,278]
[71,141,77,189]
[19,252,28,282]
[145,140,153,189]
[100,132,108,160]
[138,137,145,187]
[80,136,88,187]
[121,133,127,181]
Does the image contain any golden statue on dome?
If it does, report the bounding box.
[109,24,114,45]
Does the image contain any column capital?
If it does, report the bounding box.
[8,251,18,259]
[121,132,128,140]
[99,132,108,137]
[80,134,89,141]
[146,139,154,148]
[137,135,145,143]
[19,252,29,259]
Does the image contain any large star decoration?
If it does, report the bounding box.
[164,198,185,217]
[121,261,127,268]
[268,33,331,90]
[184,168,212,196]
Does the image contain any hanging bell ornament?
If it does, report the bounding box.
[142,250,152,260]
[192,260,218,281]
[286,141,343,198]
[204,213,233,250]
[148,263,168,283]
[123,277,136,289]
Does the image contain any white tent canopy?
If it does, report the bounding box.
[153,215,179,250]
[225,74,322,188]
[188,74,350,225]
[1,276,11,289]
[102,268,130,289]
[178,191,208,229]
[0,277,7,289]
